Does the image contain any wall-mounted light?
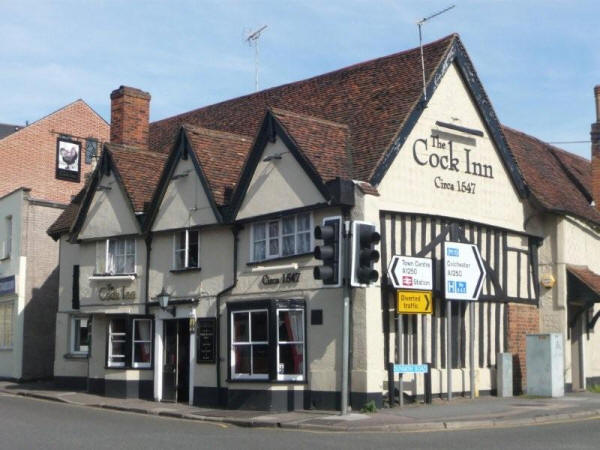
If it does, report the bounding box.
[540,273,556,289]
[262,151,288,162]
[157,287,175,316]
[97,185,112,191]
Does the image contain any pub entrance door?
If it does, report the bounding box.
[162,319,190,403]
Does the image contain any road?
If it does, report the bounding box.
[0,393,598,449]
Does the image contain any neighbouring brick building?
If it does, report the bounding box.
[0,100,109,380]
[48,34,600,410]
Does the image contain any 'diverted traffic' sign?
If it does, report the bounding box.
[396,290,433,314]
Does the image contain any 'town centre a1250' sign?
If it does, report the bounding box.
[388,256,433,314]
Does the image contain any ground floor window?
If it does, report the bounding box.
[0,301,13,348]
[106,316,153,369]
[70,316,90,355]
[228,300,305,382]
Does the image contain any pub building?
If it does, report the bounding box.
[48,34,600,410]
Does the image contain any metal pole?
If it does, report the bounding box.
[470,301,475,400]
[446,300,452,401]
[341,220,351,415]
[397,314,403,407]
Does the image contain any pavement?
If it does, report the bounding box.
[1,380,599,432]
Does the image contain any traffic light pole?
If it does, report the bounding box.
[341,220,351,415]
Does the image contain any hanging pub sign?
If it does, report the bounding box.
[55,137,81,182]
[196,318,216,364]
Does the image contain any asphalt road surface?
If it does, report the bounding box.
[1,393,599,450]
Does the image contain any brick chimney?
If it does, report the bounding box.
[592,86,600,209]
[110,86,151,148]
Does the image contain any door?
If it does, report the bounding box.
[568,306,585,391]
[162,319,190,402]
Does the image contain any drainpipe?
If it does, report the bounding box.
[214,226,239,406]
[144,234,153,315]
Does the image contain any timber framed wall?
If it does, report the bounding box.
[379,211,540,396]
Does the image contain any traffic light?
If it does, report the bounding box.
[313,216,342,286]
[351,221,380,287]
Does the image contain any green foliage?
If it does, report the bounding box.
[587,384,600,393]
[360,400,377,413]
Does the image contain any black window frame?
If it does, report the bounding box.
[105,315,154,370]
[227,299,306,383]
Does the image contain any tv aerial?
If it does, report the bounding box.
[245,25,268,92]
[417,5,455,102]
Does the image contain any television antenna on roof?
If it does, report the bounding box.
[417,5,455,103]
[245,25,268,92]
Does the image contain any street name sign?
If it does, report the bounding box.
[388,255,432,290]
[392,364,429,374]
[444,241,485,301]
[396,290,433,314]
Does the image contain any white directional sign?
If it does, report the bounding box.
[388,255,433,290]
[444,242,486,301]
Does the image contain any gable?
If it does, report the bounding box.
[152,156,218,231]
[377,63,528,232]
[78,172,140,239]
[236,136,327,220]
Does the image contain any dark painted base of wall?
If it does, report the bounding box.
[193,387,383,411]
[54,376,153,400]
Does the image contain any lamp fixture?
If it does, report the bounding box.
[97,185,112,191]
[157,287,175,316]
[262,151,287,162]
[172,170,191,180]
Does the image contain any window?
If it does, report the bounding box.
[231,310,269,379]
[132,319,152,368]
[277,309,305,381]
[251,213,312,262]
[229,300,305,382]
[96,238,136,275]
[70,316,89,355]
[85,138,98,165]
[107,318,127,367]
[173,229,200,270]
[2,216,12,259]
[106,317,153,369]
[0,301,13,348]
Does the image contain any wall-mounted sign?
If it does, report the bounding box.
[412,133,494,195]
[396,290,433,314]
[56,137,81,182]
[196,317,216,364]
[0,276,15,296]
[392,364,429,374]
[444,242,486,301]
[98,285,136,301]
[261,272,300,286]
[387,255,432,290]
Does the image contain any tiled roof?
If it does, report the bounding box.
[0,123,20,140]
[503,126,600,225]
[108,144,168,212]
[567,265,600,298]
[149,34,456,182]
[47,187,86,239]
[183,125,252,205]
[271,108,351,182]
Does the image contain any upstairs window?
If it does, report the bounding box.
[1,216,11,260]
[96,238,136,275]
[173,230,200,270]
[251,213,312,262]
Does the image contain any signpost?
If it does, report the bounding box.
[388,255,433,290]
[387,255,433,408]
[444,242,485,401]
[396,290,432,314]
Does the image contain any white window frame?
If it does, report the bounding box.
[172,229,200,270]
[5,216,12,259]
[96,238,136,275]
[131,318,152,368]
[107,318,127,368]
[70,316,90,355]
[0,301,14,349]
[230,309,269,380]
[250,212,313,262]
[276,308,305,381]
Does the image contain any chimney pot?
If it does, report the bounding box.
[110,86,151,148]
[594,85,600,123]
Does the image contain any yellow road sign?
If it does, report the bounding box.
[396,290,433,314]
